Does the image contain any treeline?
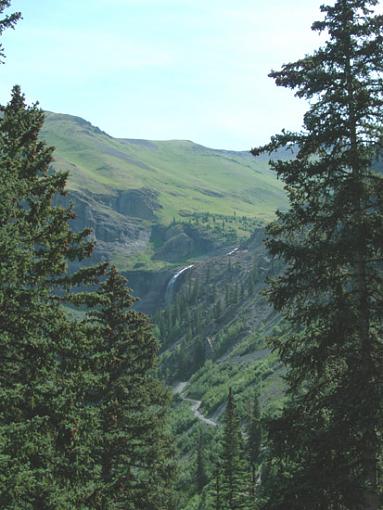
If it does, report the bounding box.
[179,212,261,242]
[0,5,174,507]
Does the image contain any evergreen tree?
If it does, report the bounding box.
[252,1,383,508]
[193,337,206,371]
[247,393,261,501]
[213,462,223,510]
[0,87,105,506]
[220,389,248,509]
[0,1,21,62]
[246,277,254,297]
[196,428,208,492]
[239,283,245,303]
[225,285,230,308]
[84,267,175,509]
[186,325,193,345]
[192,279,200,303]
[207,460,223,510]
[0,7,175,508]
[233,283,239,304]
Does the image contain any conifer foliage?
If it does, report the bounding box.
[0,0,20,62]
[247,393,261,502]
[196,428,208,493]
[253,1,383,508]
[85,267,175,509]
[0,88,175,505]
[0,86,105,507]
[210,389,249,510]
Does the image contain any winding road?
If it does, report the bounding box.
[173,382,217,427]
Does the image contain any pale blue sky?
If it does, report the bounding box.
[2,0,328,149]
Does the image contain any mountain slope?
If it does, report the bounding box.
[41,111,288,278]
[42,111,286,222]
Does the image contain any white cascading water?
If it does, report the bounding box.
[165,265,194,304]
[226,247,238,256]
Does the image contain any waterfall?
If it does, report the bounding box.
[165,265,194,304]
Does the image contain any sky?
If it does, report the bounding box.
[2,0,330,150]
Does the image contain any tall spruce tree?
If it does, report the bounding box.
[209,461,223,510]
[84,267,175,509]
[0,87,105,507]
[220,389,248,510]
[252,1,383,508]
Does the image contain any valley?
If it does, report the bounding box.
[42,112,287,509]
[3,1,383,507]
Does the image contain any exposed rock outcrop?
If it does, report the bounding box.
[114,189,161,220]
[124,268,174,313]
[58,190,152,261]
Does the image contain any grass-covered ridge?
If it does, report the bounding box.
[42,111,287,224]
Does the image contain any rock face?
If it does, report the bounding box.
[59,188,262,311]
[183,224,215,253]
[58,190,153,262]
[57,189,184,312]
[124,269,174,313]
[165,224,185,240]
[114,189,161,220]
[87,188,162,221]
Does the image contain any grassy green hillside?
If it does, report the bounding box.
[42,112,286,224]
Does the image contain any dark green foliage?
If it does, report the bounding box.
[184,212,260,243]
[0,1,21,62]
[210,461,223,510]
[193,337,206,370]
[247,393,261,501]
[253,1,383,508]
[84,267,175,509]
[219,389,248,509]
[214,299,222,320]
[0,85,174,509]
[0,87,104,507]
[196,429,209,492]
